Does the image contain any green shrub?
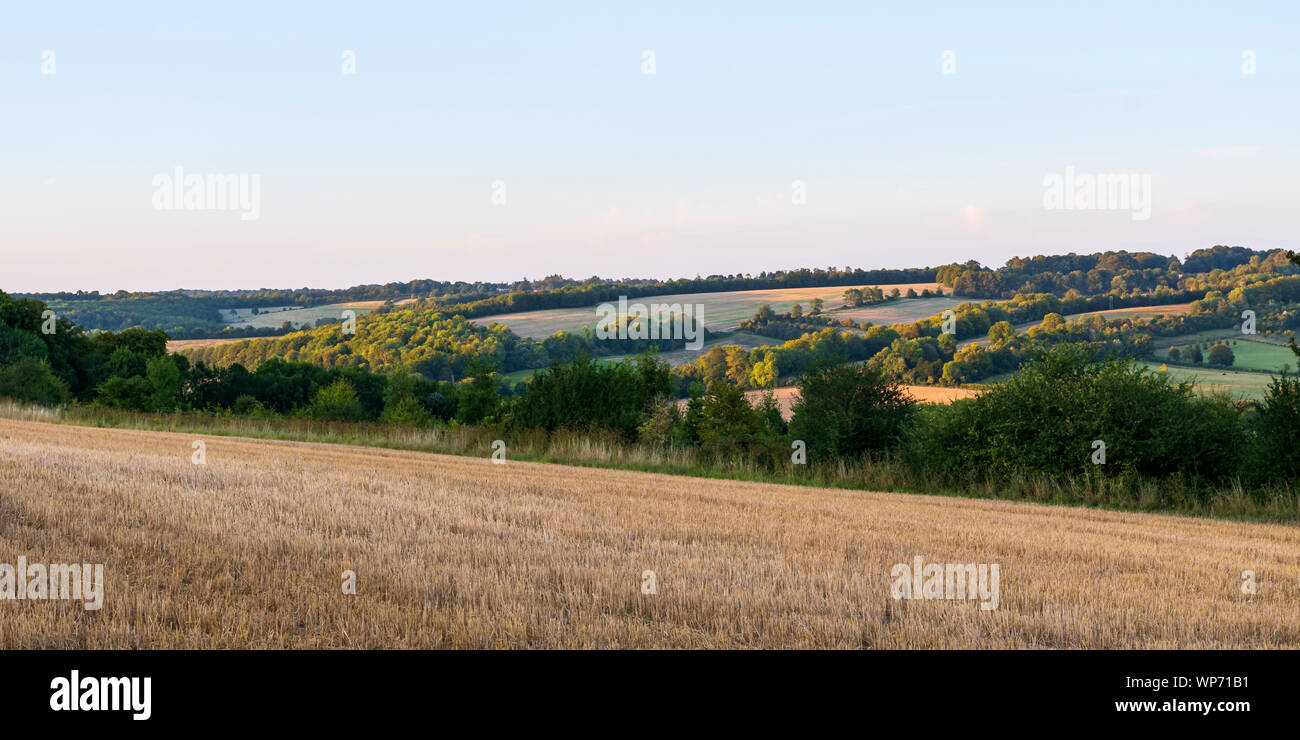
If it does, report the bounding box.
[94,375,151,410]
[232,394,267,415]
[789,361,915,463]
[696,382,782,466]
[909,345,1246,485]
[1246,371,1300,483]
[510,353,672,439]
[1207,343,1234,367]
[306,379,365,421]
[0,357,70,407]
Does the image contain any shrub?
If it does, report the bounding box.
[789,361,915,463]
[0,357,70,407]
[909,345,1246,484]
[1246,371,1300,483]
[94,375,151,410]
[696,382,782,466]
[1207,343,1234,367]
[306,379,365,421]
[232,395,267,415]
[510,353,671,439]
[381,366,433,426]
[637,399,682,447]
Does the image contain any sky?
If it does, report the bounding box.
[2,0,1297,292]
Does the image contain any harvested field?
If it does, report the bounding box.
[2,417,1294,649]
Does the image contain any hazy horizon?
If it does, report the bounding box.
[2,244,1264,296]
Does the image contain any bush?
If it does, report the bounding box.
[637,399,682,447]
[510,353,672,439]
[381,367,433,426]
[789,361,915,463]
[0,357,70,407]
[1207,343,1234,367]
[1246,371,1300,483]
[94,375,151,410]
[306,379,365,421]
[453,363,505,425]
[696,382,782,466]
[909,345,1246,484]
[232,394,267,415]
[382,397,433,426]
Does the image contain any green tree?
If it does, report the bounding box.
[95,375,151,410]
[0,357,69,406]
[911,345,1245,482]
[454,362,504,425]
[1247,371,1300,482]
[145,355,181,411]
[1207,343,1234,367]
[789,361,915,462]
[987,321,1016,345]
[510,353,669,439]
[306,379,365,421]
[696,382,772,462]
[381,366,432,426]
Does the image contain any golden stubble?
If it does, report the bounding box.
[0,418,1296,649]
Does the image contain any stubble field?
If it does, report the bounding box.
[1,417,1297,649]
[478,283,946,339]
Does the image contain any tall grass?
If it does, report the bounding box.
[1,397,1294,521]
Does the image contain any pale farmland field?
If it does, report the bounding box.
[1073,302,1195,322]
[827,295,965,326]
[220,302,372,330]
[676,385,980,421]
[165,337,246,353]
[477,283,946,339]
[1137,362,1280,401]
[3,417,1296,649]
[605,331,774,367]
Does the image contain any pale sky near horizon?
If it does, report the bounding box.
[2,1,1297,293]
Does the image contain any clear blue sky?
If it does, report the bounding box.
[2,1,1297,292]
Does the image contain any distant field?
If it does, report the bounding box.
[1138,362,1279,401]
[605,332,774,367]
[979,360,1280,401]
[676,385,980,421]
[1073,302,1194,322]
[1153,337,1296,374]
[499,333,777,388]
[221,303,371,330]
[338,298,419,309]
[165,337,246,353]
[829,295,964,326]
[478,283,946,339]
